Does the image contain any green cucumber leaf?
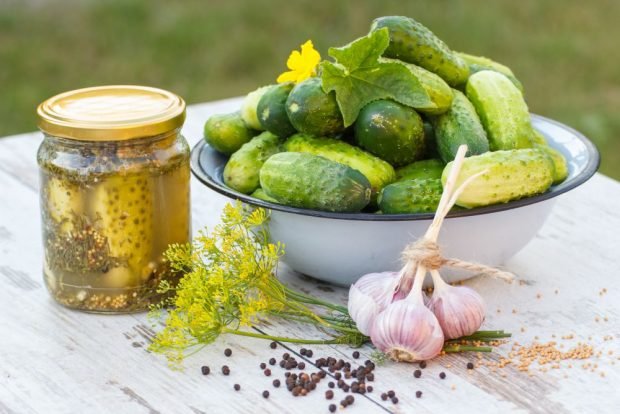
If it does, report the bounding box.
[320,28,432,127]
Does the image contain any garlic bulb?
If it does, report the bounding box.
[427,269,485,339]
[369,266,444,362]
[370,298,444,362]
[348,272,399,335]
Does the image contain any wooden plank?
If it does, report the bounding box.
[0,99,618,413]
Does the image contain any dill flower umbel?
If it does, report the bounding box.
[149,202,365,366]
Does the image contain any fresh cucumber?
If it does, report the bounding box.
[457,52,523,92]
[431,89,489,163]
[286,77,345,137]
[223,131,281,194]
[250,188,280,203]
[354,99,426,167]
[442,149,554,208]
[401,61,454,115]
[378,178,443,214]
[530,130,568,184]
[465,70,534,151]
[283,133,396,200]
[371,16,469,86]
[396,159,445,182]
[260,152,371,212]
[204,112,256,155]
[241,85,273,130]
[257,82,296,138]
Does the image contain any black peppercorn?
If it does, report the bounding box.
[300,348,307,356]
[279,360,286,368]
[201,366,210,375]
[414,369,422,378]
[392,397,399,404]
[467,362,474,370]
[224,348,232,357]
[381,393,388,401]
[270,341,277,349]
[367,385,373,393]
[260,362,267,370]
[234,384,240,391]
[420,360,427,369]
[387,390,395,398]
[264,369,272,377]
[298,362,306,370]
[283,352,290,360]
[328,381,335,389]
[273,379,281,388]
[416,390,423,398]
[269,358,276,366]
[306,350,313,358]
[262,390,269,399]
[325,390,334,400]
[345,395,354,405]
[352,351,360,359]
[222,365,230,375]
[328,404,337,413]
[439,372,446,379]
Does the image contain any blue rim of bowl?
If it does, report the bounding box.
[191,114,600,221]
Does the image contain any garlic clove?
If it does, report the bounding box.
[370,299,444,362]
[428,285,486,339]
[348,271,399,335]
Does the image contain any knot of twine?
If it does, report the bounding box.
[401,237,515,282]
[402,238,444,270]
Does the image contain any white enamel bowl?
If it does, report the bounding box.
[191,115,599,286]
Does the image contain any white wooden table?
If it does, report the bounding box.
[1,98,618,414]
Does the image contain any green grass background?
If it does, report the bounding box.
[1,0,619,178]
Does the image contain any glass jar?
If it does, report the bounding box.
[36,85,191,313]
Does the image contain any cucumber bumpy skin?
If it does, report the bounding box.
[371,16,469,86]
[223,131,281,194]
[378,178,443,214]
[286,77,345,137]
[530,130,568,184]
[466,70,534,151]
[431,89,489,163]
[260,152,371,212]
[401,61,454,115]
[204,112,256,155]
[46,177,84,233]
[442,148,555,208]
[240,85,273,130]
[354,99,426,167]
[396,158,445,182]
[250,188,280,203]
[257,82,296,138]
[283,133,396,200]
[457,52,523,92]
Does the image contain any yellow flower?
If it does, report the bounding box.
[277,40,321,84]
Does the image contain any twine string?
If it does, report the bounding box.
[394,145,515,298]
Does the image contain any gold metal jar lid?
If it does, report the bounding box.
[37,85,186,141]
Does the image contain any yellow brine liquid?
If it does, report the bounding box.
[38,133,191,312]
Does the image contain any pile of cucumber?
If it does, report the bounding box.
[204,15,568,214]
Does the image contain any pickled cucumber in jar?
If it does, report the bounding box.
[37,85,190,313]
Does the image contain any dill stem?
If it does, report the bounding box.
[443,344,493,353]
[282,287,349,314]
[222,328,340,345]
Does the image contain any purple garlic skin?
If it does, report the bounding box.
[370,299,444,362]
[428,285,485,339]
[348,272,399,336]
